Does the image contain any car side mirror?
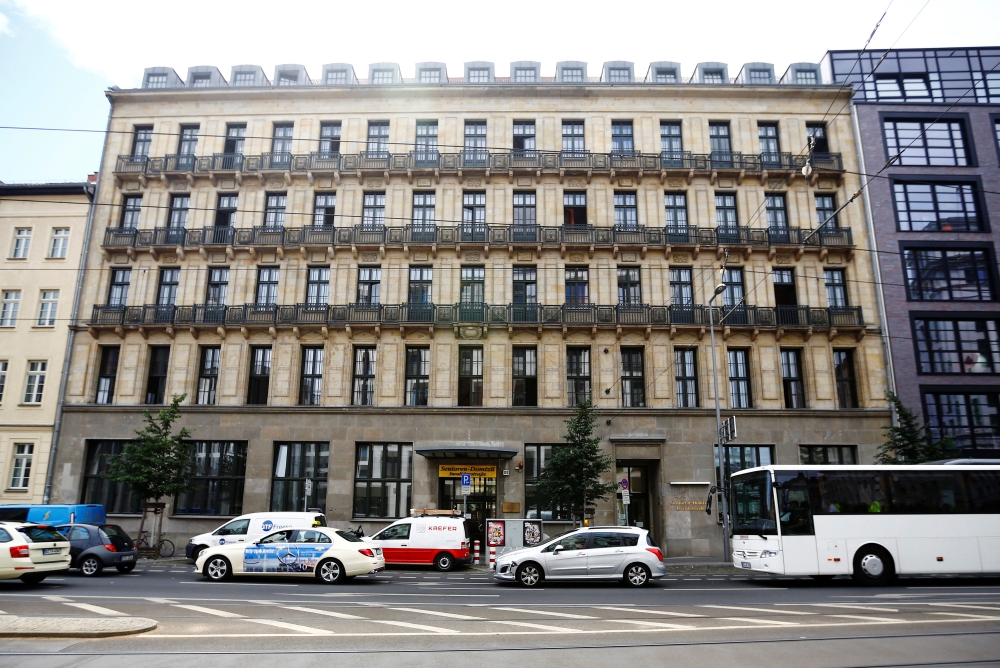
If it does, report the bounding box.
[553,545,564,554]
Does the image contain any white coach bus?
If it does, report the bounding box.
[726,464,1000,584]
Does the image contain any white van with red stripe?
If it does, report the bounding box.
[369,513,471,571]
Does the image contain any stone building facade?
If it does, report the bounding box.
[0,181,93,504]
[49,60,889,556]
[826,47,1000,454]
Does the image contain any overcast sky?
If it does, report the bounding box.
[1,0,999,183]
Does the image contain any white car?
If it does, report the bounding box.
[493,526,667,587]
[0,522,71,584]
[195,526,385,584]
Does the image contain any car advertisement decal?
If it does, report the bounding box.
[243,544,327,573]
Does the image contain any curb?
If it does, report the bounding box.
[0,616,158,638]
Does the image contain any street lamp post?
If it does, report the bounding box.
[708,282,732,563]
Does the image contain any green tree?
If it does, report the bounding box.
[876,392,955,464]
[104,395,193,547]
[536,401,618,526]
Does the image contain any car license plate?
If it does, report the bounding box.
[43,548,61,555]
[120,555,134,561]
[741,561,751,569]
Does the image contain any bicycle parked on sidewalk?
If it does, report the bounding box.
[135,530,175,558]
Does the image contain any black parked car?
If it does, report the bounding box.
[56,524,138,576]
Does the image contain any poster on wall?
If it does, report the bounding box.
[523,520,542,547]
[487,520,505,547]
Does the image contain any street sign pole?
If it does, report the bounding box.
[708,302,732,563]
[461,473,471,518]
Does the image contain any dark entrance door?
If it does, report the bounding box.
[615,464,650,529]
[440,476,496,549]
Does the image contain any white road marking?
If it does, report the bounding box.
[595,606,704,618]
[370,620,458,634]
[492,607,595,619]
[719,617,799,626]
[787,603,899,613]
[829,614,898,623]
[616,619,694,630]
[181,582,299,587]
[280,606,366,620]
[172,604,244,618]
[146,598,176,604]
[935,603,1000,612]
[62,602,127,617]
[244,619,333,635]
[389,607,484,620]
[700,605,813,615]
[42,596,71,602]
[494,621,579,632]
[931,612,1000,620]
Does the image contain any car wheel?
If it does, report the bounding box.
[116,563,136,574]
[317,559,345,584]
[515,562,543,587]
[852,545,895,586]
[204,556,232,582]
[624,563,651,587]
[20,573,46,585]
[433,553,454,572]
[80,556,104,577]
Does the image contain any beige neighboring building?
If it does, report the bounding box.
[0,181,94,504]
[51,59,889,557]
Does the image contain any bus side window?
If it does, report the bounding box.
[777,474,816,536]
[967,471,1000,514]
[818,472,889,514]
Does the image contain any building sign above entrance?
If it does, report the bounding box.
[438,464,497,478]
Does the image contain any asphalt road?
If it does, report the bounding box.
[2,562,999,667]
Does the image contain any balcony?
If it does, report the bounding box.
[259,152,293,171]
[114,155,149,174]
[715,226,769,248]
[90,304,126,326]
[359,151,390,171]
[510,149,540,169]
[411,150,440,169]
[102,227,138,249]
[660,151,693,170]
[159,154,197,173]
[307,152,342,171]
[174,304,227,326]
[461,149,490,170]
[199,226,236,246]
[123,304,176,327]
[134,227,187,249]
[208,153,245,172]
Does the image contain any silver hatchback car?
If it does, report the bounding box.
[493,527,666,587]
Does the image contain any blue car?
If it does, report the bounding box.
[56,524,138,576]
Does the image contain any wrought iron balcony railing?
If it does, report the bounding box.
[102,227,138,247]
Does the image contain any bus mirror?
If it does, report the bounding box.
[705,487,717,515]
[772,481,782,490]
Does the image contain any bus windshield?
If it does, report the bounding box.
[731,471,777,536]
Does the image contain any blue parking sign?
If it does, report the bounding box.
[461,473,472,486]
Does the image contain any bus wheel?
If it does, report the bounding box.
[852,545,895,586]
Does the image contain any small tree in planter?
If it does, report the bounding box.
[104,395,193,555]
[537,401,618,527]
[876,392,956,464]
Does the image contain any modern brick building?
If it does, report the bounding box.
[48,59,889,556]
[825,47,1000,454]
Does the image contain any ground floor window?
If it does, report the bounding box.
[174,441,248,515]
[80,440,141,514]
[271,442,329,512]
[715,444,775,482]
[353,442,413,518]
[799,445,856,465]
[524,444,571,520]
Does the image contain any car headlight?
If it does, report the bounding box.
[760,550,778,558]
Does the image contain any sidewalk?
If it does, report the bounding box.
[0,616,156,638]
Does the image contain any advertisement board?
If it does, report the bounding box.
[486,520,505,547]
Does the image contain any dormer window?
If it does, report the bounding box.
[608,68,630,83]
[655,68,677,83]
[419,69,441,83]
[795,70,818,84]
[703,69,724,84]
[514,68,536,83]
[562,68,584,82]
[191,74,211,88]
[749,69,772,84]
[875,74,931,100]
[145,74,167,88]
[468,68,490,83]
[277,72,298,86]
[233,72,255,86]
[325,70,347,85]
[372,70,394,84]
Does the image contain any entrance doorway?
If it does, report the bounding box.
[440,477,496,548]
[615,464,650,529]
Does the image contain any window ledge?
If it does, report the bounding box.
[31,326,55,330]
[17,403,42,408]
[6,258,27,261]
[45,257,67,261]
[3,488,29,493]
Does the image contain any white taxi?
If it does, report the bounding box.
[195,527,384,584]
[0,522,72,584]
